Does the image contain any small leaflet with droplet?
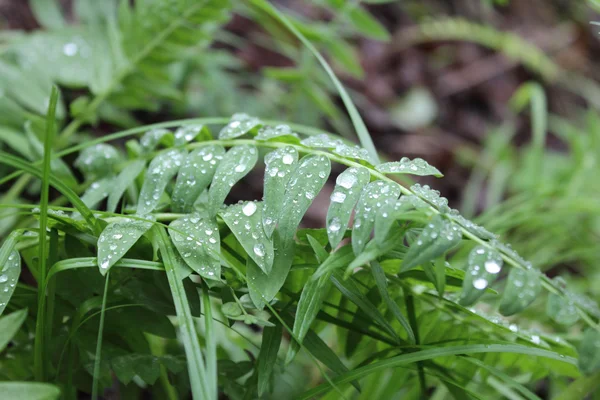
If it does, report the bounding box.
[74,143,121,179]
[256,124,299,142]
[578,328,600,374]
[499,267,541,316]
[546,292,580,326]
[374,195,413,245]
[376,157,443,177]
[218,113,262,139]
[208,145,258,216]
[172,145,225,213]
[81,177,115,209]
[0,250,20,316]
[107,160,146,213]
[352,181,401,255]
[168,213,221,280]
[300,134,342,149]
[326,167,370,248]
[97,218,153,275]
[262,146,298,238]
[333,143,374,164]
[410,183,450,213]
[450,212,497,241]
[401,215,461,272]
[459,246,503,306]
[139,128,174,154]
[137,149,186,215]
[220,201,274,274]
[278,154,331,246]
[173,124,209,146]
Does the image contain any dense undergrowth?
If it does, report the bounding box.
[1,1,600,399]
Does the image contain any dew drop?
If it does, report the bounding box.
[242,201,257,216]
[484,260,501,274]
[473,278,488,290]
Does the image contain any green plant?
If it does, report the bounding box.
[2,1,600,400]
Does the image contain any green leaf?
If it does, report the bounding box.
[107,159,146,213]
[80,177,114,209]
[218,113,262,139]
[459,246,503,306]
[139,128,174,153]
[173,124,210,146]
[371,261,415,343]
[74,143,120,179]
[352,180,401,255]
[0,382,61,400]
[221,201,273,274]
[300,133,342,149]
[0,308,27,352]
[333,143,373,164]
[499,267,541,316]
[208,145,258,216]
[578,328,600,375]
[546,293,580,326]
[376,157,443,177]
[327,38,363,78]
[30,0,66,29]
[347,6,390,41]
[97,218,153,275]
[0,250,20,316]
[172,145,225,213]
[137,149,186,215]
[326,167,370,248]
[262,146,298,237]
[401,215,461,272]
[257,324,283,396]
[256,124,299,142]
[112,354,162,385]
[312,244,355,280]
[374,196,412,245]
[169,213,221,280]
[278,154,331,246]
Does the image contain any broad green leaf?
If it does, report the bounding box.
[347,6,390,41]
[376,157,443,177]
[139,128,174,153]
[81,177,114,209]
[578,328,600,374]
[172,145,225,213]
[0,250,20,316]
[371,261,415,343]
[112,354,161,385]
[262,146,298,237]
[257,324,283,396]
[137,149,186,215]
[218,113,261,139]
[300,133,342,149]
[256,124,299,142]
[107,159,146,212]
[401,215,461,272]
[221,201,273,274]
[333,143,373,164]
[173,124,210,146]
[74,143,120,179]
[0,308,27,351]
[208,145,258,216]
[546,293,580,326]
[352,180,401,255]
[459,246,503,306]
[499,267,541,316]
[326,167,370,248]
[278,154,330,245]
[169,213,220,280]
[0,382,60,400]
[97,218,153,275]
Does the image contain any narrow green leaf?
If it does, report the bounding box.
[74,143,120,179]
[169,213,221,280]
[376,157,443,177]
[352,180,401,255]
[499,267,541,316]
[221,201,273,274]
[0,308,27,352]
[306,234,329,263]
[0,250,20,316]
[278,154,330,245]
[172,145,225,213]
[97,218,153,275]
[546,293,580,326]
[312,245,355,280]
[262,146,298,237]
[371,261,415,343]
[0,382,60,400]
[459,246,503,306]
[401,215,461,272]
[208,145,258,216]
[257,324,283,396]
[218,113,262,139]
[137,149,186,215]
[347,6,390,41]
[139,128,174,153]
[107,159,146,212]
[579,328,600,374]
[326,167,370,248]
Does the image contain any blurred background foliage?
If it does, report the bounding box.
[0,0,600,397]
